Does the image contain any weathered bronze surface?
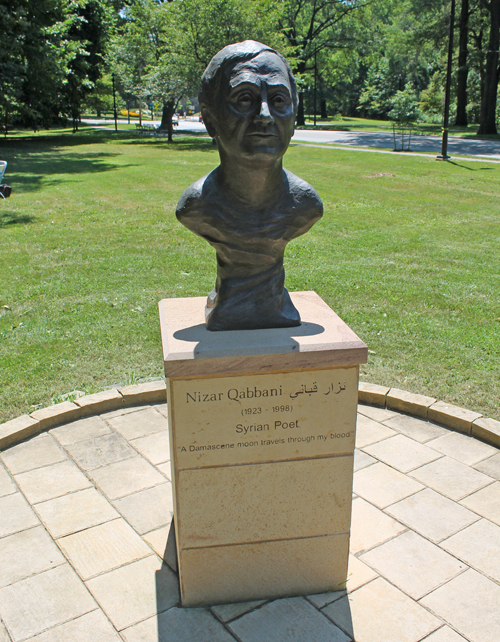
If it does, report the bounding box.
[176,41,323,331]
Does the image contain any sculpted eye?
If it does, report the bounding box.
[236,92,254,106]
[271,93,291,108]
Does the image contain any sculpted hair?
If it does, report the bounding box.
[199,40,298,113]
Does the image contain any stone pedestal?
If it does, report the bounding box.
[159,291,367,606]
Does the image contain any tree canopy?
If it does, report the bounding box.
[1,0,499,134]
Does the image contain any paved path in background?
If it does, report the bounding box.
[84,118,206,133]
[1,401,500,641]
[84,118,500,159]
[291,129,500,159]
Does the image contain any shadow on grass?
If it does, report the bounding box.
[299,125,352,131]
[9,152,132,193]
[120,134,217,152]
[0,130,214,194]
[0,129,140,194]
[0,127,126,148]
[447,160,494,171]
[0,211,35,227]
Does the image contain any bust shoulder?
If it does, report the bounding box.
[282,169,323,239]
[176,171,215,219]
[284,169,322,210]
[175,170,222,238]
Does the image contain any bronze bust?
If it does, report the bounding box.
[176,41,323,331]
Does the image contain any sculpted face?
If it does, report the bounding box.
[207,51,296,163]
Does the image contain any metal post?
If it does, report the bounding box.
[314,50,317,127]
[437,0,456,160]
[112,73,118,132]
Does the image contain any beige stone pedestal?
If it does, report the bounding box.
[159,291,367,607]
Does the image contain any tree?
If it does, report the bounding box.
[478,0,500,133]
[389,83,419,150]
[83,74,115,116]
[110,0,189,137]
[169,0,285,89]
[62,0,115,131]
[456,0,470,125]
[389,83,420,123]
[358,58,399,118]
[171,0,287,135]
[110,0,284,140]
[8,0,68,129]
[0,0,116,131]
[419,73,445,121]
[279,0,372,124]
[0,0,25,133]
[108,0,157,126]
[143,54,187,141]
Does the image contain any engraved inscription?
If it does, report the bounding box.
[171,368,358,468]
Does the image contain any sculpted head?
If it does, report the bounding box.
[199,41,298,163]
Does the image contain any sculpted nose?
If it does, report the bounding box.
[256,99,274,124]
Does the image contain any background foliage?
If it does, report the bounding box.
[1,0,500,133]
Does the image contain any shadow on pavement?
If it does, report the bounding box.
[154,518,354,641]
[156,520,178,641]
[295,128,500,158]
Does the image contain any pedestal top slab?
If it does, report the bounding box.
[159,291,367,378]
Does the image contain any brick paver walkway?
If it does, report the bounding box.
[1,402,499,641]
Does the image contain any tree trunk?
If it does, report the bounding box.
[320,98,327,119]
[160,100,176,143]
[456,0,469,126]
[478,0,500,134]
[297,91,305,126]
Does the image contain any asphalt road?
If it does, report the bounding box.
[85,118,500,159]
[291,128,500,159]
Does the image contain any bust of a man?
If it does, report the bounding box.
[176,40,323,331]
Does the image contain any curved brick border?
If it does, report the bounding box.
[0,381,166,450]
[1,380,499,451]
[358,382,500,449]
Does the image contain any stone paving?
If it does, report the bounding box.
[1,401,500,642]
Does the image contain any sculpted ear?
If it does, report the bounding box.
[201,105,218,139]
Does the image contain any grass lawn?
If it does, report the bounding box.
[0,127,499,423]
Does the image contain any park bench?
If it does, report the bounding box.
[135,123,157,134]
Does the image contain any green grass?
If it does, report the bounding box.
[1,127,499,422]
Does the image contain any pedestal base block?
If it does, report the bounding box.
[176,456,353,548]
[180,534,350,606]
[159,291,367,606]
